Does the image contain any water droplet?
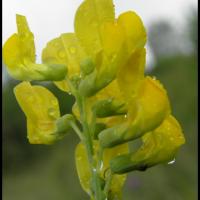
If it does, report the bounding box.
[54,42,60,47]
[152,76,156,80]
[68,92,72,95]
[51,99,58,106]
[168,158,176,165]
[93,168,97,172]
[100,161,103,170]
[69,46,76,54]
[77,156,82,161]
[48,108,57,119]
[124,114,127,119]
[58,50,66,58]
[110,53,117,62]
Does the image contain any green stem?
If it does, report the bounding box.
[78,96,104,200]
[104,170,113,197]
[66,76,105,200]
[69,121,84,141]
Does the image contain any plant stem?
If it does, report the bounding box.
[66,77,105,200]
[78,95,104,200]
[69,121,84,140]
[104,170,113,196]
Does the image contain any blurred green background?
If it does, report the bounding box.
[3,7,197,200]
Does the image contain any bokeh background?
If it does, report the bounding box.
[2,0,198,199]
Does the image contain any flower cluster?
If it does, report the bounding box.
[3,0,185,199]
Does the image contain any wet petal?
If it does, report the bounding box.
[3,15,67,81]
[42,33,87,92]
[117,11,147,54]
[14,82,61,144]
[99,76,171,147]
[74,0,115,56]
[117,48,146,98]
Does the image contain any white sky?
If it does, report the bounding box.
[2,0,197,68]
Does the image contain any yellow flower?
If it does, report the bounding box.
[110,115,185,174]
[3,15,67,81]
[14,82,61,144]
[98,76,171,147]
[75,141,129,198]
[42,0,146,95]
[4,0,185,179]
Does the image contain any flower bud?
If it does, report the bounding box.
[80,58,95,76]
[92,98,127,118]
[55,114,75,135]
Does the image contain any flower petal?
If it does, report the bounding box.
[14,82,61,144]
[42,33,87,92]
[117,11,147,54]
[117,48,146,98]
[74,0,115,56]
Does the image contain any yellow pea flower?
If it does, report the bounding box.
[42,0,146,95]
[14,82,61,144]
[91,75,170,147]
[42,33,87,92]
[110,115,185,174]
[75,141,129,198]
[3,15,67,81]
[3,0,186,198]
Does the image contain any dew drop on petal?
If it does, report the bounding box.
[58,50,66,58]
[69,46,76,54]
[77,156,82,161]
[100,161,104,170]
[93,168,97,172]
[48,108,57,119]
[54,42,60,47]
[109,53,117,63]
[51,99,58,106]
[152,76,156,80]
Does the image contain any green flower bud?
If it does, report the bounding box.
[80,57,95,76]
[92,98,127,118]
[78,70,97,96]
[70,75,81,89]
[110,154,148,174]
[55,114,75,135]
[99,123,129,148]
